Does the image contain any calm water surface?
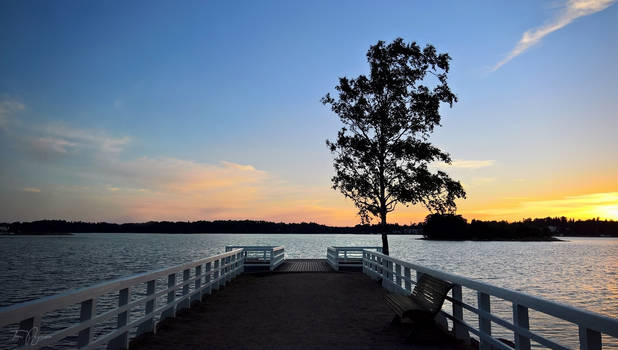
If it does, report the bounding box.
[0,234,616,349]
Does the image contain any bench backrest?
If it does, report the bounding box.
[410,273,454,315]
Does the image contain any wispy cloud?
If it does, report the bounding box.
[28,137,78,156]
[21,187,41,193]
[451,159,495,169]
[0,100,25,130]
[15,123,131,159]
[62,157,275,221]
[465,177,497,188]
[41,124,131,153]
[1,103,131,157]
[492,0,616,71]
[102,157,269,193]
[437,159,495,169]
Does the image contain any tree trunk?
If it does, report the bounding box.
[381,233,389,255]
[380,211,389,255]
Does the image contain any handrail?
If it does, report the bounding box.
[226,245,284,271]
[329,246,384,250]
[225,245,281,249]
[327,246,382,271]
[362,250,618,350]
[0,249,245,350]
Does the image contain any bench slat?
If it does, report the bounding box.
[384,274,454,321]
[411,274,453,314]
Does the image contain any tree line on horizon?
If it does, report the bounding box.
[1,217,616,237]
[0,219,419,235]
[422,214,618,240]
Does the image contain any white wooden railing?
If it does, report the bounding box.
[362,250,618,350]
[326,246,382,271]
[225,246,284,271]
[0,249,245,350]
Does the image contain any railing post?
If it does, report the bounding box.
[513,303,531,350]
[17,315,41,347]
[225,256,229,282]
[335,248,340,271]
[478,292,491,350]
[361,251,365,274]
[404,267,412,293]
[372,253,378,274]
[579,326,602,350]
[224,256,230,282]
[217,258,223,287]
[77,298,96,347]
[395,263,402,290]
[136,280,156,336]
[178,268,190,310]
[161,273,176,320]
[231,254,237,277]
[205,262,212,295]
[238,252,244,274]
[451,285,469,341]
[213,259,220,290]
[387,259,392,282]
[194,265,202,302]
[108,288,130,350]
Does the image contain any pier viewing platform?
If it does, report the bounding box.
[1,246,617,350]
[131,268,461,350]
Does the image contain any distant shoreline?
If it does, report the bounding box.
[2,218,616,238]
[0,232,596,242]
[419,236,564,242]
[1,232,73,236]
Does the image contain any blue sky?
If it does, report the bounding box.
[1,1,617,224]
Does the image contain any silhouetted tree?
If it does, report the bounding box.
[423,214,468,240]
[322,38,466,254]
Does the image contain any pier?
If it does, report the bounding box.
[1,246,617,349]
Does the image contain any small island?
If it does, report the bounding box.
[421,214,563,241]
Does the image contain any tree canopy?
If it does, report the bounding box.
[322,38,466,254]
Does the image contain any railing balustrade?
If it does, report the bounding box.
[326,246,382,271]
[0,249,245,350]
[226,245,284,271]
[3,245,616,349]
[362,249,618,350]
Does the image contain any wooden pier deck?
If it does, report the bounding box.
[274,259,332,272]
[131,272,465,350]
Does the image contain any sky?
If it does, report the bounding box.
[0,0,617,225]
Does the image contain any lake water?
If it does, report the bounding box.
[0,234,616,349]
